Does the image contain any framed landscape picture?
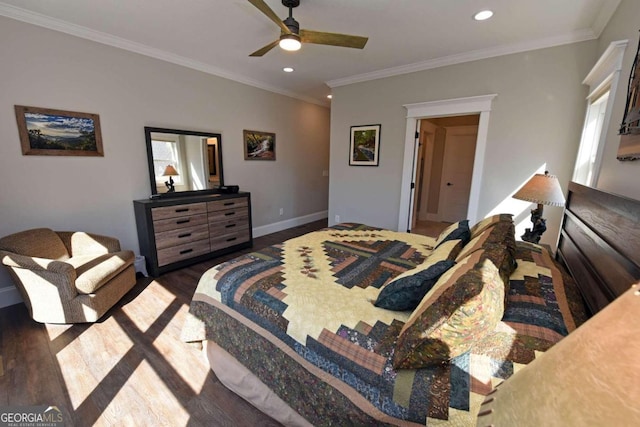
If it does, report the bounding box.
[350,124,381,166]
[244,130,275,160]
[15,105,104,156]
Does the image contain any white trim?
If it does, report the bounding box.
[0,286,22,308]
[0,3,328,107]
[252,211,328,238]
[577,40,628,187]
[327,30,596,88]
[583,40,628,88]
[398,95,497,232]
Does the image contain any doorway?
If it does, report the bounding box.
[398,94,497,233]
[411,115,479,236]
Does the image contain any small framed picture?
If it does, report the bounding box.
[14,105,104,156]
[349,124,381,166]
[244,130,275,160]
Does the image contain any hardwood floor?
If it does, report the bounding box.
[0,219,327,427]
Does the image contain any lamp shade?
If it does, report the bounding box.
[512,171,565,207]
[162,165,179,176]
[477,284,640,426]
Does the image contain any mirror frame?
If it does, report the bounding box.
[144,126,224,197]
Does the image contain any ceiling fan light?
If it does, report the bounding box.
[279,34,301,51]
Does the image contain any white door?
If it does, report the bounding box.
[438,126,477,222]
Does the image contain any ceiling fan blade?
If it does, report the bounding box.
[248,0,291,35]
[300,29,368,49]
[249,39,280,57]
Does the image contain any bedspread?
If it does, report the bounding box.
[182,224,586,426]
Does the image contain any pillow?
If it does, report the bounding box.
[458,220,517,302]
[393,250,505,369]
[374,260,454,311]
[434,220,470,248]
[374,239,463,311]
[469,214,513,239]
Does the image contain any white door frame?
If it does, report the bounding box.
[398,94,497,231]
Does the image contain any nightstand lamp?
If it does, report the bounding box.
[512,171,565,243]
[162,165,179,193]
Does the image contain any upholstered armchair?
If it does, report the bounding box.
[0,228,136,323]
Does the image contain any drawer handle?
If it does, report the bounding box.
[176,219,191,224]
[178,233,192,238]
[175,208,189,213]
[226,237,237,242]
[224,212,236,216]
[225,224,236,228]
[179,248,194,255]
[224,202,235,206]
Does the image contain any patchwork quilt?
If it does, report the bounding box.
[182,224,587,426]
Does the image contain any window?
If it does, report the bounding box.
[573,91,609,185]
[572,40,627,186]
[151,139,183,184]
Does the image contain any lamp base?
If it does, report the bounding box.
[165,176,175,193]
[521,204,547,244]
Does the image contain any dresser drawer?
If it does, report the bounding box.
[208,207,249,223]
[157,239,210,267]
[208,213,249,234]
[153,213,208,233]
[151,202,207,221]
[207,198,248,213]
[154,224,210,250]
[210,229,251,252]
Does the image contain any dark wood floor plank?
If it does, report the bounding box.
[0,219,327,426]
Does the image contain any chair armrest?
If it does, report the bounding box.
[57,231,122,255]
[0,251,75,275]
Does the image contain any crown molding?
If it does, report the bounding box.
[0,3,328,107]
[327,29,598,88]
[591,0,622,38]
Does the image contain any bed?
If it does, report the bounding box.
[181,183,640,426]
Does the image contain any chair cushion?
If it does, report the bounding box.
[0,228,69,260]
[68,250,135,294]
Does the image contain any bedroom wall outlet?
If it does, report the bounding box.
[279,208,284,216]
[335,214,340,223]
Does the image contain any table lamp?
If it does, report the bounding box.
[512,171,565,243]
[162,165,179,193]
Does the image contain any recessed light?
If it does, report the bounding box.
[283,67,294,73]
[327,94,332,99]
[473,10,494,21]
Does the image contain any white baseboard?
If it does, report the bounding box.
[0,286,23,308]
[0,211,327,309]
[253,210,328,238]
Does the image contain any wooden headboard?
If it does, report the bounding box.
[556,182,640,315]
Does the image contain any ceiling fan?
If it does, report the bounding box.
[248,0,368,57]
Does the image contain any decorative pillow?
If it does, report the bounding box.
[374,260,454,311]
[458,220,517,302]
[469,213,513,239]
[374,239,463,311]
[434,220,470,248]
[393,250,505,369]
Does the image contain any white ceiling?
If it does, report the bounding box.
[0,0,621,106]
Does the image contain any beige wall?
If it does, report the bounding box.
[329,41,597,245]
[0,17,330,301]
[594,0,640,199]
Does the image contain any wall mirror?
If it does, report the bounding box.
[144,126,224,197]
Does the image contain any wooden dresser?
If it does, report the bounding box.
[133,192,252,276]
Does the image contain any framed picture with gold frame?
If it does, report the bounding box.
[243,130,275,160]
[14,105,104,156]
